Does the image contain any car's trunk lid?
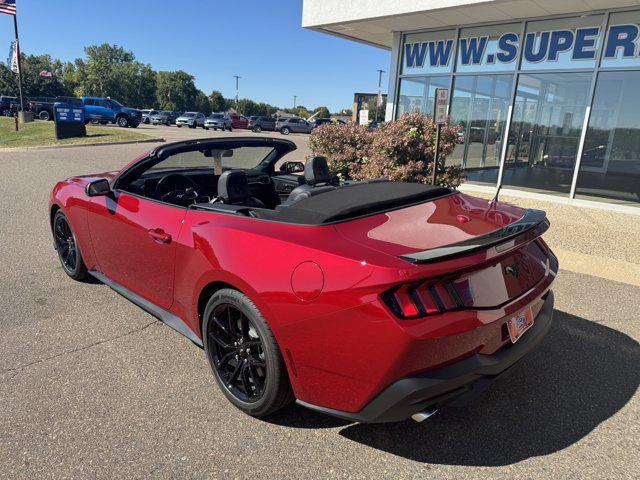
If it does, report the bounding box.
[335,192,550,309]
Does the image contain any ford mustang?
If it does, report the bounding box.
[49,137,557,423]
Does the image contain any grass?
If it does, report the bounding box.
[0,116,155,148]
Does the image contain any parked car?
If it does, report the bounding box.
[0,96,18,116]
[150,110,181,126]
[313,118,346,128]
[50,141,557,422]
[142,110,161,124]
[81,97,141,128]
[248,116,258,123]
[204,113,232,131]
[176,112,206,128]
[276,117,313,135]
[230,114,249,129]
[249,116,277,132]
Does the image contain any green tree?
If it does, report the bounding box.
[237,98,260,116]
[313,106,331,119]
[156,70,198,111]
[0,64,17,96]
[195,90,212,115]
[209,90,228,112]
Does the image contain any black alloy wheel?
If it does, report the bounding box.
[203,289,294,417]
[39,110,51,121]
[207,303,267,402]
[53,211,88,281]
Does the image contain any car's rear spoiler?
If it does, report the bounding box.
[398,209,550,264]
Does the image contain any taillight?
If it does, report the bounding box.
[382,281,463,319]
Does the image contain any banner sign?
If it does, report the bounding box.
[7,40,18,74]
[403,22,640,73]
[433,88,449,124]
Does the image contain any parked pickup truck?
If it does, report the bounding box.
[81,97,141,127]
[27,97,56,120]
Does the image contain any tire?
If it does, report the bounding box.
[117,115,129,128]
[253,125,262,133]
[203,289,294,418]
[281,127,290,135]
[144,117,150,124]
[39,110,51,121]
[177,124,182,128]
[53,210,89,281]
[189,122,196,129]
[227,124,233,132]
[205,126,209,130]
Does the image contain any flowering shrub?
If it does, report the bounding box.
[308,122,374,181]
[309,113,465,188]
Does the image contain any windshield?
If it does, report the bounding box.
[210,114,224,119]
[149,110,160,115]
[147,146,276,172]
[110,99,123,108]
[182,113,196,118]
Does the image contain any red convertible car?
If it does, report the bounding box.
[50,137,557,423]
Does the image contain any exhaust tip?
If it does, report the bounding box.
[411,409,438,423]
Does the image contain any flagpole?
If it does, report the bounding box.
[13,10,24,114]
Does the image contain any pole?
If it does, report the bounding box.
[233,75,240,111]
[13,14,24,116]
[431,123,442,186]
[375,69,384,123]
[293,95,297,109]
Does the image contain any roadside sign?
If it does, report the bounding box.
[433,88,449,124]
[54,102,86,140]
[359,108,369,125]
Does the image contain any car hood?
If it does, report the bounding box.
[333,192,527,258]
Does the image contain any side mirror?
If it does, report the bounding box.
[280,161,305,174]
[86,178,111,197]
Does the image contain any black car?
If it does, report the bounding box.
[249,116,277,132]
[0,96,18,116]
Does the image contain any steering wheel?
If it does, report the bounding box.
[155,173,199,204]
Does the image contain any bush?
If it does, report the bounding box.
[309,112,465,188]
[308,122,374,181]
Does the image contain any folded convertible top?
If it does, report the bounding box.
[275,181,453,225]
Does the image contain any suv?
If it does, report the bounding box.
[276,117,313,135]
[204,113,232,131]
[249,116,277,132]
[150,110,180,126]
[176,112,206,128]
[81,97,141,128]
[141,109,158,124]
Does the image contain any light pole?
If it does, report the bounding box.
[375,69,385,123]
[233,75,241,111]
[293,95,297,109]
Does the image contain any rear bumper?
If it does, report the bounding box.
[298,290,555,423]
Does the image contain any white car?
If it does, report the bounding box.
[176,112,206,129]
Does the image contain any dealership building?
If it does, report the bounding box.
[303,0,640,211]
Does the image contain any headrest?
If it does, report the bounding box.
[217,170,250,204]
[304,156,332,186]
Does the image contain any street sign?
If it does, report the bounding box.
[433,88,449,124]
[359,108,369,125]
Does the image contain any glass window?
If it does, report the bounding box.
[456,24,520,73]
[521,15,604,71]
[396,76,449,118]
[448,75,513,185]
[402,30,456,75]
[503,72,592,195]
[601,11,640,69]
[576,71,640,204]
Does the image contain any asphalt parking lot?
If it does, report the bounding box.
[0,127,638,479]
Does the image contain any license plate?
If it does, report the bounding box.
[506,306,534,343]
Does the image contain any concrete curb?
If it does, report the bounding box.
[0,137,165,152]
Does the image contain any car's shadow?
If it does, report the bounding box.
[269,311,640,466]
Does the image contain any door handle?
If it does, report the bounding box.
[148,228,172,244]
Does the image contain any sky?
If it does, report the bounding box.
[0,0,390,112]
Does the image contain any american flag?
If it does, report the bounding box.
[0,0,16,15]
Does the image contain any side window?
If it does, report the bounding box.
[84,99,95,106]
[98,99,110,108]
